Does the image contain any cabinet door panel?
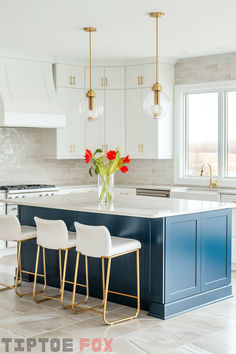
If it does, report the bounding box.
[126,65,141,89]
[71,66,84,89]
[125,89,142,158]
[85,67,105,89]
[85,90,105,151]
[105,90,125,154]
[201,209,231,292]
[141,88,158,158]
[55,64,72,88]
[70,89,85,157]
[56,88,71,157]
[141,63,155,88]
[165,213,201,303]
[105,67,125,89]
[157,63,174,158]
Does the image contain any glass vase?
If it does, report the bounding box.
[98,174,114,203]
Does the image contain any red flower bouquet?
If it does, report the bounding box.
[84,147,131,202]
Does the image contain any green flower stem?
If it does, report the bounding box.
[99,174,112,202]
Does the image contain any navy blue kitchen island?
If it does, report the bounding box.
[14,193,232,320]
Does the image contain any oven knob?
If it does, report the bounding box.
[15,196,19,198]
[39,194,43,197]
[45,193,49,196]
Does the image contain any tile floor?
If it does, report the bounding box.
[0,248,236,353]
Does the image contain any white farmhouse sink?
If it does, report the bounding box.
[170,187,221,202]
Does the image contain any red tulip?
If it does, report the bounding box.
[120,166,129,173]
[84,149,92,163]
[123,155,130,164]
[107,150,116,161]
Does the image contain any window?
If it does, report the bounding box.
[227,91,236,177]
[175,81,236,187]
[186,92,218,176]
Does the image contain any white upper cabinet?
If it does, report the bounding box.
[85,67,105,89]
[41,87,85,159]
[85,67,124,89]
[55,63,84,89]
[125,62,174,159]
[126,63,155,89]
[126,65,141,89]
[126,89,142,158]
[104,90,125,154]
[84,90,105,152]
[104,67,125,89]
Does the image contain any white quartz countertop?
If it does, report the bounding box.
[1,193,234,219]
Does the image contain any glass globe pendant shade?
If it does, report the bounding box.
[143,89,169,119]
[79,96,104,122]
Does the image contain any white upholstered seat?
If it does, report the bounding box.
[110,236,141,257]
[0,215,36,241]
[34,217,76,250]
[74,222,141,258]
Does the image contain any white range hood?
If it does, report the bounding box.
[0,57,66,128]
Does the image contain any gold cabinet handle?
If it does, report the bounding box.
[120,192,128,195]
[138,76,141,85]
[69,76,73,85]
[105,78,108,87]
[73,76,76,85]
[69,144,72,152]
[138,144,140,152]
[101,78,104,87]
[73,144,75,152]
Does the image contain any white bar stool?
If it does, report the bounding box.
[33,217,79,308]
[0,215,37,296]
[72,222,141,325]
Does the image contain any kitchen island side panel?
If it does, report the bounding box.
[18,205,165,309]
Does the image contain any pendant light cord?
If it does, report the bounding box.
[156,16,158,83]
[89,31,92,91]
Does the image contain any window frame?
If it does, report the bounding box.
[174,80,236,188]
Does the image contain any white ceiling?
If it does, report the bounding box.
[1,0,236,62]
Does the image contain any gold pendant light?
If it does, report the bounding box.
[79,27,103,122]
[143,12,169,119]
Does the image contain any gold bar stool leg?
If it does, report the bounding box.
[61,249,72,309]
[72,252,104,314]
[72,252,80,313]
[103,249,140,325]
[15,240,42,297]
[33,246,61,304]
[33,245,41,301]
[102,257,112,324]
